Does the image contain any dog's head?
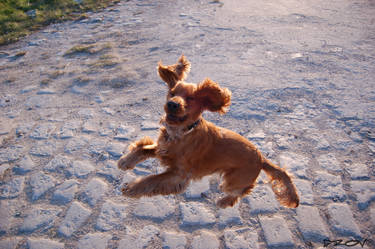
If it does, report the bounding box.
[158,55,231,127]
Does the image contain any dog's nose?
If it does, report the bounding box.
[167,101,180,112]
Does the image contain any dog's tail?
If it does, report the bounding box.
[262,158,299,208]
[158,55,191,88]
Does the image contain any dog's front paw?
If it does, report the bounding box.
[117,154,136,171]
[216,195,238,208]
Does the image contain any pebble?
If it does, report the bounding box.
[191,230,220,249]
[350,181,375,209]
[27,238,64,249]
[0,145,23,164]
[134,196,175,219]
[58,201,92,237]
[82,178,108,207]
[29,172,57,201]
[64,137,89,154]
[180,202,216,226]
[52,179,79,204]
[82,120,98,133]
[278,152,309,178]
[224,229,259,249]
[0,176,25,198]
[328,203,361,237]
[57,121,81,139]
[77,233,111,249]
[296,205,329,241]
[314,171,346,201]
[96,200,127,231]
[259,215,294,247]
[185,177,210,198]
[13,155,35,174]
[162,231,187,249]
[20,206,61,232]
[247,185,279,214]
[67,160,95,178]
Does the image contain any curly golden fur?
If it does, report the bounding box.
[118,55,299,208]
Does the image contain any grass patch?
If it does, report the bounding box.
[0,0,121,46]
[64,42,112,56]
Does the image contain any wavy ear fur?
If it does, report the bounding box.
[195,78,231,114]
[158,55,191,88]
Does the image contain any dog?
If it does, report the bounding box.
[117,55,299,208]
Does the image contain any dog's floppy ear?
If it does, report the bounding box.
[195,78,231,114]
[158,55,191,88]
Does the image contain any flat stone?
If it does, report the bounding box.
[246,129,266,141]
[30,123,55,140]
[64,137,89,154]
[296,205,329,241]
[134,196,175,219]
[118,225,159,249]
[218,203,242,226]
[58,201,92,237]
[82,178,108,207]
[328,203,361,237]
[0,145,23,164]
[27,238,64,249]
[37,88,57,95]
[344,163,370,180]
[67,160,95,178]
[141,121,159,130]
[224,229,259,249]
[279,152,309,178]
[0,200,12,233]
[52,179,79,204]
[106,142,125,158]
[57,121,81,139]
[307,132,330,150]
[114,125,135,140]
[25,95,55,109]
[77,108,94,119]
[314,171,346,201]
[162,231,187,249]
[191,230,220,249]
[247,185,279,214]
[317,154,341,172]
[180,202,216,226]
[294,179,314,205]
[0,237,21,249]
[20,85,38,94]
[370,208,375,226]
[29,172,57,201]
[259,215,294,247]
[44,154,71,173]
[77,233,111,249]
[82,120,98,133]
[254,141,274,157]
[30,141,56,157]
[0,176,25,198]
[97,161,121,181]
[351,181,375,209]
[20,206,61,232]
[96,200,127,231]
[13,155,35,174]
[0,163,10,176]
[185,177,210,198]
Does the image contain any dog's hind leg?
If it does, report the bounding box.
[117,137,157,171]
[217,167,261,208]
[122,169,190,198]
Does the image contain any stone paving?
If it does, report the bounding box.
[0,0,375,248]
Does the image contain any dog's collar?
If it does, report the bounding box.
[185,118,201,134]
